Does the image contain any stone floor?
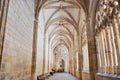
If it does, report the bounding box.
[47,73,78,80]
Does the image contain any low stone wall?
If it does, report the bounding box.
[82,72,91,80]
[95,73,120,80]
[0,70,31,80]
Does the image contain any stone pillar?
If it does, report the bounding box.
[31,19,38,80]
[86,18,97,80]
[48,45,50,72]
[0,0,9,68]
[69,54,72,74]
[96,33,102,72]
[113,19,120,74]
[95,35,102,72]
[101,30,107,73]
[74,55,76,75]
[109,26,118,74]
[87,38,97,80]
[103,29,109,73]
[42,36,46,74]
[99,31,106,73]
[77,33,82,79]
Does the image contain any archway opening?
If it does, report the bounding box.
[58,59,65,72]
[53,44,69,73]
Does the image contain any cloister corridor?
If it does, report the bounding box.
[46,73,78,80]
[0,0,120,80]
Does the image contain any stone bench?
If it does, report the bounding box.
[37,73,51,80]
[37,74,45,80]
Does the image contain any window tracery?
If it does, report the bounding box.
[95,0,120,74]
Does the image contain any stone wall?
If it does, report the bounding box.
[82,72,91,80]
[0,0,34,80]
[95,73,120,80]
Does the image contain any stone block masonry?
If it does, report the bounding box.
[0,0,34,80]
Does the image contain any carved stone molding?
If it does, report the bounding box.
[95,0,120,34]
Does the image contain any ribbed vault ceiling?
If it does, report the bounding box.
[37,0,87,52]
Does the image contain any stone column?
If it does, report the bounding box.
[113,19,120,74]
[109,26,118,74]
[86,18,97,80]
[97,33,103,72]
[101,30,108,73]
[31,19,38,80]
[69,57,71,73]
[77,33,82,79]
[48,45,50,72]
[106,26,114,73]
[0,0,9,68]
[98,31,104,72]
[87,38,97,80]
[95,35,102,72]
[42,36,46,74]
[103,29,109,73]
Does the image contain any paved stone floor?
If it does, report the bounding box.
[47,73,78,80]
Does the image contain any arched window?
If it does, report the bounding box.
[95,0,120,74]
